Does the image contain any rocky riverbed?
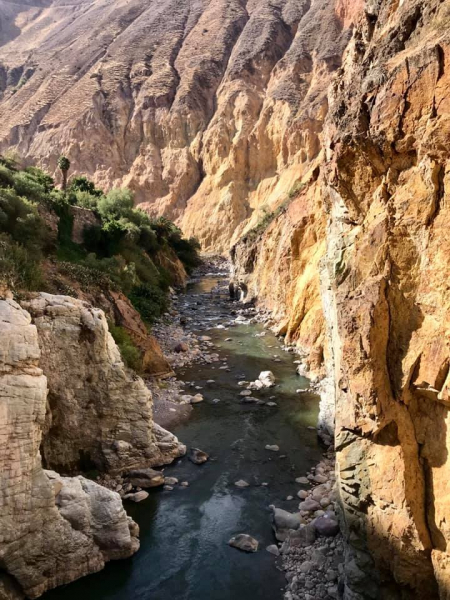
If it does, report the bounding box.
[149,262,343,600]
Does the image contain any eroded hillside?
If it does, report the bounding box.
[0,0,357,251]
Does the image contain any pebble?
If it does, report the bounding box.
[164,477,179,485]
[266,545,280,556]
[234,480,250,488]
[265,444,280,452]
[295,477,309,485]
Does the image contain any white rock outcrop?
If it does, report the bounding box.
[0,298,139,599]
[22,293,185,473]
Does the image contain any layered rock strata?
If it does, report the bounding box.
[0,297,139,599]
[22,293,185,474]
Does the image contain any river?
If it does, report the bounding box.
[44,275,322,600]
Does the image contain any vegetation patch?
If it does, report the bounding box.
[108,323,142,371]
[0,155,201,325]
[245,189,302,243]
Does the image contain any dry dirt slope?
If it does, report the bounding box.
[0,0,357,251]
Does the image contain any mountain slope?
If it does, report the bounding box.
[0,0,356,250]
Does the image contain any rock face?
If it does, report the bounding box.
[0,298,139,599]
[22,293,185,473]
[321,1,450,598]
[234,0,450,598]
[0,0,353,253]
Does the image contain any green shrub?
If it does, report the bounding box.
[0,151,20,170]
[0,234,43,290]
[13,171,48,203]
[97,188,134,221]
[24,167,55,192]
[168,230,201,274]
[0,188,49,252]
[129,283,168,324]
[288,181,305,198]
[0,164,15,188]
[108,323,142,371]
[69,175,103,198]
[58,261,114,292]
[151,216,175,242]
[73,190,100,210]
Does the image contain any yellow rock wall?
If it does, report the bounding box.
[322,1,450,597]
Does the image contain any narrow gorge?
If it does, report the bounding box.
[1,1,450,599]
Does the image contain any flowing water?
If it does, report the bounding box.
[44,276,322,600]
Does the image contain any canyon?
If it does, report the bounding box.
[1,0,450,599]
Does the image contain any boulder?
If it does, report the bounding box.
[125,468,164,488]
[123,491,149,502]
[258,371,276,387]
[272,507,302,531]
[296,477,309,484]
[281,524,316,553]
[248,380,264,391]
[314,516,340,537]
[298,498,321,512]
[188,448,209,464]
[234,480,250,488]
[228,534,258,553]
[191,394,204,404]
[174,342,189,353]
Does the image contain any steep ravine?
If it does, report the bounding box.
[40,275,330,600]
[2,0,450,599]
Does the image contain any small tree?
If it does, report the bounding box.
[58,155,70,192]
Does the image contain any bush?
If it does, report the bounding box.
[0,151,20,170]
[24,167,55,192]
[129,283,168,324]
[0,188,49,253]
[97,188,134,221]
[0,164,15,187]
[151,216,175,242]
[58,261,114,292]
[72,190,100,210]
[108,323,142,371]
[288,181,305,198]
[13,171,48,203]
[69,175,103,198]
[168,232,201,273]
[0,234,43,290]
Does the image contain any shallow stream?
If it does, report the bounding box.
[44,276,322,600]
